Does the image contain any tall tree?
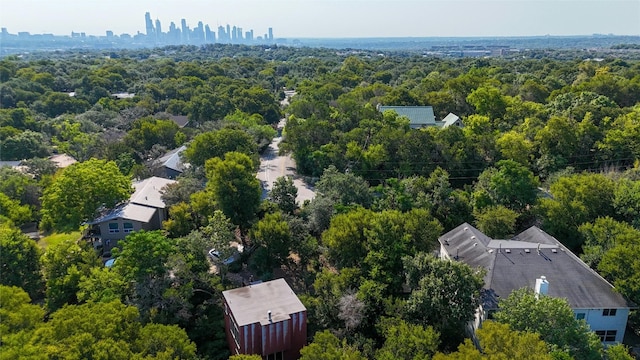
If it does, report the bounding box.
[270,176,298,214]
[403,253,484,346]
[300,330,367,360]
[41,238,100,312]
[205,152,262,235]
[40,159,132,232]
[184,128,258,167]
[375,318,440,360]
[434,321,552,360]
[0,224,44,300]
[494,288,602,360]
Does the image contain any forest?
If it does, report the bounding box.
[1,44,640,359]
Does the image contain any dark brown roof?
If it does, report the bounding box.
[223,278,306,327]
[439,223,633,310]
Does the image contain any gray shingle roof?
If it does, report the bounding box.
[88,203,156,224]
[223,278,306,327]
[130,176,176,209]
[156,145,187,173]
[378,106,436,127]
[439,223,633,310]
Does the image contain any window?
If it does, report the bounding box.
[266,352,284,360]
[108,223,119,233]
[123,222,134,233]
[602,309,617,316]
[595,330,617,342]
[576,313,586,320]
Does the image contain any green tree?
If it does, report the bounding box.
[403,253,484,345]
[494,288,603,360]
[270,176,298,214]
[316,165,372,208]
[473,159,539,212]
[40,159,132,232]
[41,238,100,312]
[375,318,440,360]
[300,330,367,360]
[0,285,45,340]
[0,192,32,225]
[0,224,44,300]
[605,344,635,360]
[474,205,519,239]
[613,178,640,228]
[0,130,50,160]
[206,152,262,234]
[2,300,196,360]
[184,128,258,167]
[578,217,640,269]
[250,212,292,277]
[434,321,552,360]
[538,172,615,250]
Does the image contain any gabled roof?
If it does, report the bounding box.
[155,145,187,173]
[130,176,176,209]
[168,114,190,128]
[223,278,306,327]
[378,106,436,127]
[441,113,461,128]
[88,203,156,224]
[439,223,633,310]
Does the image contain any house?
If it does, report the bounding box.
[378,105,437,129]
[222,278,307,360]
[152,145,188,179]
[377,106,463,129]
[86,176,176,251]
[438,223,634,344]
[49,153,77,168]
[440,113,463,128]
[168,114,190,128]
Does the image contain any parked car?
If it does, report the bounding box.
[208,248,238,265]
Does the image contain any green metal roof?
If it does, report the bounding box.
[378,106,436,128]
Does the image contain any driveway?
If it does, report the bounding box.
[257,118,315,205]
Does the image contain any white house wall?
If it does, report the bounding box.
[574,308,629,343]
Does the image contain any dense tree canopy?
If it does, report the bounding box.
[40,159,132,232]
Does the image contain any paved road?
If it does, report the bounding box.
[257,119,316,205]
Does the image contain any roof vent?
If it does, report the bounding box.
[488,249,494,253]
[471,236,476,240]
[268,310,272,323]
[525,249,531,253]
[464,226,469,231]
[551,248,558,253]
[505,249,511,254]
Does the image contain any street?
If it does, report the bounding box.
[257,118,316,205]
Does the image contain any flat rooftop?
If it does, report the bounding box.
[223,278,306,327]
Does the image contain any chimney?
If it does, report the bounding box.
[535,276,548,299]
[268,310,272,323]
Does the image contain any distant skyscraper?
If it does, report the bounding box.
[218,25,226,43]
[155,19,162,41]
[145,12,154,37]
[268,27,273,41]
[181,19,189,43]
[226,24,231,40]
[205,25,214,43]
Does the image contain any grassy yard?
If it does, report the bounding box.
[38,231,81,250]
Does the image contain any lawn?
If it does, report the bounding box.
[38,231,81,250]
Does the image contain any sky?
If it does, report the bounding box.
[1,0,639,38]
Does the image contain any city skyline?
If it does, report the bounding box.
[1,0,639,38]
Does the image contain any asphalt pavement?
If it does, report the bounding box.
[257,119,316,205]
